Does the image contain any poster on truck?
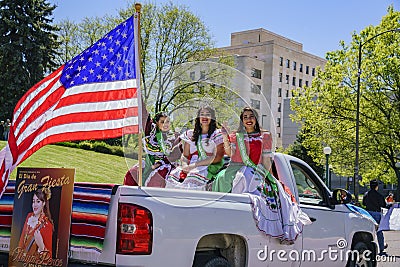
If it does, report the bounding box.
[8,167,75,267]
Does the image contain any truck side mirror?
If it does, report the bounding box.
[331,188,352,205]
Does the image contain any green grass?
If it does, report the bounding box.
[0,141,137,184]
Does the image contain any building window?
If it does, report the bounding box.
[306,66,309,74]
[278,103,281,112]
[292,90,295,97]
[277,133,281,138]
[280,57,283,66]
[299,79,303,87]
[286,59,290,68]
[251,84,261,94]
[251,99,261,109]
[286,75,289,84]
[251,68,262,79]
[292,77,296,86]
[300,63,303,72]
[293,61,297,70]
[200,70,206,79]
[279,73,282,82]
[286,90,289,98]
[305,80,309,87]
[277,118,281,127]
[312,67,315,76]
[278,88,282,97]
[190,71,195,81]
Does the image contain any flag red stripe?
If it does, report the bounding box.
[56,88,138,108]
[20,126,138,163]
[13,68,63,130]
[17,108,138,153]
[7,130,18,165]
[13,66,63,112]
[14,86,66,140]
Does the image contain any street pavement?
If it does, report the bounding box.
[377,230,400,267]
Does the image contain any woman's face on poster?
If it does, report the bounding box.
[32,194,45,216]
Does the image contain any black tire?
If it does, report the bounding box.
[193,254,231,267]
[347,241,374,267]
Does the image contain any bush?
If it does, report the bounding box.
[54,139,139,159]
[56,142,79,148]
[92,141,112,154]
[78,141,93,150]
[111,146,125,157]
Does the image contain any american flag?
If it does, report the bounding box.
[0,15,142,197]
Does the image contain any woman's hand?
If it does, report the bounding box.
[151,162,162,170]
[221,123,232,157]
[182,163,196,173]
[34,229,46,252]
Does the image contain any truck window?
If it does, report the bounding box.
[290,162,324,205]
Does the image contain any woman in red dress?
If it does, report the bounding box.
[18,187,53,257]
[213,107,311,244]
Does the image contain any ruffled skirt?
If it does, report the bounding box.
[165,165,212,190]
[232,166,312,243]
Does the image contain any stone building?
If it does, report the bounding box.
[219,28,326,148]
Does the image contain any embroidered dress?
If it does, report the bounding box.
[18,212,53,256]
[214,131,311,243]
[124,123,181,187]
[213,131,271,192]
[165,129,223,190]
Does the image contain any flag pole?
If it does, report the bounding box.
[134,3,144,187]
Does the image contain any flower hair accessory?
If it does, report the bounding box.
[42,187,52,201]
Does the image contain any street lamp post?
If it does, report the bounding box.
[353,28,400,203]
[324,146,331,188]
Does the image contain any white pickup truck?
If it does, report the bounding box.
[0,153,377,267]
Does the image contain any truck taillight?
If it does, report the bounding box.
[117,203,153,255]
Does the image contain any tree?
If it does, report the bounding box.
[290,6,400,190]
[285,129,324,178]
[55,16,113,65]
[0,0,59,119]
[118,2,236,115]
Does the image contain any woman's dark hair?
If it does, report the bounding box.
[149,112,169,134]
[153,111,169,124]
[192,106,217,144]
[35,188,54,230]
[237,107,261,133]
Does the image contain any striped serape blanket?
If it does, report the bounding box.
[0,181,115,262]
[0,180,15,251]
[70,182,115,262]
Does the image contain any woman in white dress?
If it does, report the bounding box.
[166,106,224,190]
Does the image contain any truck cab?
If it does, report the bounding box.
[272,153,378,267]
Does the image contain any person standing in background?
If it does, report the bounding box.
[0,121,4,141]
[362,179,388,256]
[3,119,10,141]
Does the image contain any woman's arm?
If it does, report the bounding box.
[262,153,273,172]
[167,136,182,162]
[261,131,273,171]
[222,133,232,157]
[180,142,191,168]
[35,221,53,254]
[183,142,224,172]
